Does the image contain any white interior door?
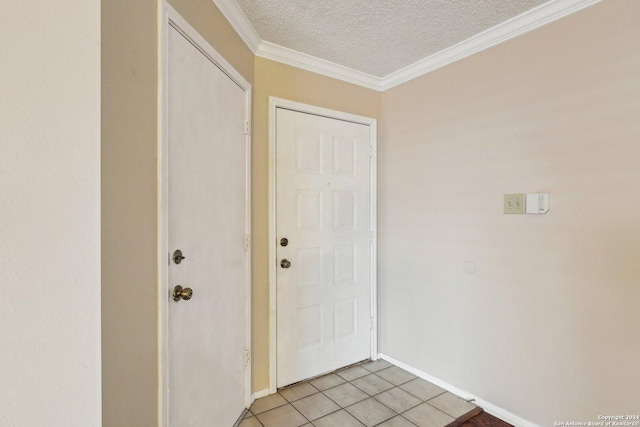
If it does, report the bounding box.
[167,24,248,426]
[276,108,373,387]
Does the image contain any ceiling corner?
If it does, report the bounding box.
[214,0,604,92]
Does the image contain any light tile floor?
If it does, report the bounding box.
[240,360,478,427]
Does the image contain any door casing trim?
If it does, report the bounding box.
[160,3,253,425]
[268,97,378,393]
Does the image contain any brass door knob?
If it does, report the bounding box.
[173,285,193,301]
[280,259,291,269]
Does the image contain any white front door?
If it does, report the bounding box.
[276,107,374,387]
[167,24,249,426]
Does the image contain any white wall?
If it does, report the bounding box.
[379,1,640,425]
[0,1,101,426]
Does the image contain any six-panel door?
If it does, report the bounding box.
[276,108,373,387]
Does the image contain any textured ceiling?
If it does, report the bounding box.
[235,0,550,77]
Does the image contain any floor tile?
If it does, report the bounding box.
[323,382,369,407]
[345,397,397,427]
[375,366,417,386]
[402,403,455,427]
[312,409,366,427]
[255,404,308,427]
[427,392,477,418]
[374,387,422,413]
[280,382,319,402]
[377,416,419,427]
[351,374,394,396]
[259,361,476,427]
[336,365,370,382]
[238,416,263,427]
[290,392,340,421]
[243,410,253,419]
[360,359,393,373]
[309,373,346,391]
[399,379,446,401]
[250,393,288,414]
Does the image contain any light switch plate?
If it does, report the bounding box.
[525,193,539,214]
[525,193,550,214]
[538,193,550,213]
[504,193,526,214]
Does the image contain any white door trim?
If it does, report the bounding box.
[268,97,378,393]
[159,3,253,425]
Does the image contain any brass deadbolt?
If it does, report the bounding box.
[173,249,186,264]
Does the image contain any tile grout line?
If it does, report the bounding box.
[245,410,266,427]
[340,371,461,426]
[370,413,420,427]
[282,384,325,426]
[320,388,366,409]
[312,367,398,425]
[245,410,265,427]
[281,383,320,403]
[292,392,343,425]
[310,406,355,426]
[251,360,475,427]
[289,402,312,426]
[339,374,411,426]
[423,398,473,421]
[369,385,426,415]
[315,364,428,425]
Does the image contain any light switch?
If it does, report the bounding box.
[505,192,550,214]
[504,193,526,214]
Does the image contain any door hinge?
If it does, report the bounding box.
[244,349,250,366]
[244,234,251,251]
[244,120,250,135]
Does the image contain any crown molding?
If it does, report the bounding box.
[380,0,603,90]
[211,0,261,53]
[216,0,603,92]
[256,41,382,91]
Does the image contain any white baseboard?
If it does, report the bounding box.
[252,388,270,401]
[378,354,539,427]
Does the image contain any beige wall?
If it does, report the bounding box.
[101,0,253,425]
[102,0,639,421]
[167,0,254,84]
[102,0,159,425]
[251,57,381,391]
[379,0,640,424]
[1,0,101,425]
[103,0,381,409]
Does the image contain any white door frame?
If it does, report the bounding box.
[268,97,378,393]
[159,3,253,425]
